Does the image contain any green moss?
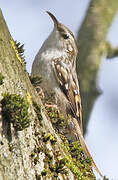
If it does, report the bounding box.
[33,102,43,125]
[1,93,31,131]
[61,138,95,180]
[37,95,95,179]
[45,104,95,178]
[61,142,83,179]
[45,150,68,176]
[14,39,26,65]
[69,142,94,178]
[30,151,35,158]
[31,147,42,165]
[36,174,41,180]
[10,38,26,65]
[32,131,94,179]
[31,131,68,178]
[43,133,51,142]
[0,73,4,85]
[65,157,83,179]
[41,169,48,176]
[50,134,57,145]
[46,106,68,130]
[34,156,39,165]
[43,133,57,145]
[49,159,67,175]
[31,99,94,179]
[55,157,67,174]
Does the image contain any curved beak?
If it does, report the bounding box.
[46,11,59,27]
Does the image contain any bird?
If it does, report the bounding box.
[31,11,103,178]
[31,11,83,131]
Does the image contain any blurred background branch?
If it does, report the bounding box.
[105,42,118,59]
[77,0,118,134]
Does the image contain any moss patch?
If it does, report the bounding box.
[42,132,57,145]
[45,105,95,178]
[46,106,68,130]
[31,130,68,179]
[14,40,26,64]
[35,174,41,180]
[33,102,43,126]
[1,93,31,131]
[61,137,95,180]
[31,94,95,179]
[0,73,4,85]
[10,38,26,65]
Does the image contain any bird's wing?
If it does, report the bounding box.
[52,59,103,177]
[52,59,83,132]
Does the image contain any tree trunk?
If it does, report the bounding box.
[77,0,118,134]
[0,9,95,180]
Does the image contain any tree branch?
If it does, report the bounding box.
[105,42,118,59]
[76,0,118,134]
[0,9,95,179]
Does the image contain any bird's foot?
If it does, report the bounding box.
[45,103,57,109]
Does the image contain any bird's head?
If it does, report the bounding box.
[46,11,78,56]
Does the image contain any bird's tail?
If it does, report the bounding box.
[72,117,103,178]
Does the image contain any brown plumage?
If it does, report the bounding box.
[53,57,83,133]
[31,11,103,178]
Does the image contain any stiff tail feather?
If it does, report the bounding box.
[72,117,103,178]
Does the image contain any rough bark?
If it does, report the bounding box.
[77,0,118,134]
[0,9,95,180]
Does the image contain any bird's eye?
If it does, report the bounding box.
[62,34,69,39]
